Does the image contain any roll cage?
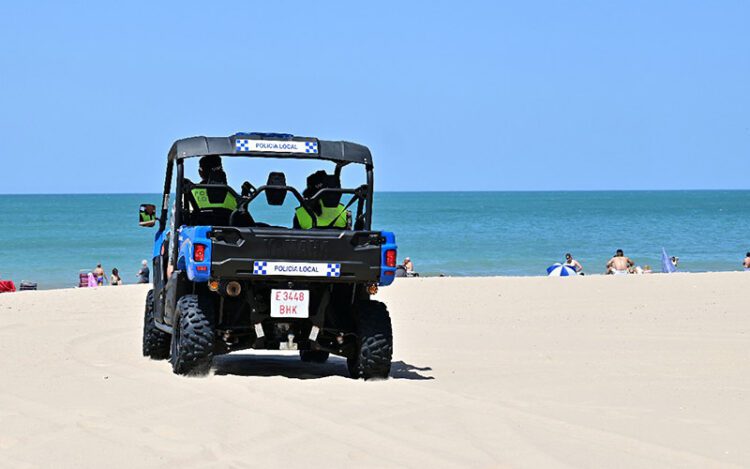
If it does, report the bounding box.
[156,133,375,235]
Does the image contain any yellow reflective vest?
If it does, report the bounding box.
[295,201,348,229]
[191,188,237,211]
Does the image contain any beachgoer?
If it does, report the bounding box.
[136,260,150,284]
[110,268,122,286]
[564,253,583,273]
[744,252,750,271]
[403,257,414,273]
[643,265,653,274]
[671,256,679,268]
[87,272,97,288]
[606,249,634,275]
[93,263,108,286]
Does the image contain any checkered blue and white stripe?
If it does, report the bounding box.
[304,141,318,153]
[236,139,252,151]
[326,263,341,277]
[253,261,268,275]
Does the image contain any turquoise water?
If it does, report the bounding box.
[0,191,748,289]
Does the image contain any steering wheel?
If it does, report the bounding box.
[241,181,256,197]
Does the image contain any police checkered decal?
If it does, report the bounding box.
[304,141,318,153]
[326,263,341,277]
[253,261,268,275]
[236,139,251,151]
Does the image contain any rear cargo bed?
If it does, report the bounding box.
[209,227,384,282]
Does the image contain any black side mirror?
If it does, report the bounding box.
[265,172,287,206]
[139,204,157,227]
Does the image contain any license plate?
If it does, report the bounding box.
[270,289,309,318]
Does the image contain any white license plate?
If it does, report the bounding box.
[270,289,309,318]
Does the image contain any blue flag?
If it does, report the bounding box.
[661,247,676,273]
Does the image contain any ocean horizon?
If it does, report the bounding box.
[1,190,748,289]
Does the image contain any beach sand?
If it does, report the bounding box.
[0,273,747,468]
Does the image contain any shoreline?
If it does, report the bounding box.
[4,269,746,292]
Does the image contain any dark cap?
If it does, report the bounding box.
[199,155,222,172]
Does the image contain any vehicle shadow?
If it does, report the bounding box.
[212,354,434,381]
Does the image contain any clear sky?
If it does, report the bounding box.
[0,1,748,193]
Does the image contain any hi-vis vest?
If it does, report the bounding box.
[191,188,237,211]
[295,201,348,229]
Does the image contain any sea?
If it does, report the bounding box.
[1,191,748,289]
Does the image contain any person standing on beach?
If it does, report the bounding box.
[110,268,122,285]
[606,249,634,275]
[743,252,750,271]
[93,263,108,286]
[564,253,583,273]
[136,260,150,284]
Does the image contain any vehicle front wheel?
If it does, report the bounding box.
[171,294,215,376]
[300,350,330,363]
[347,300,393,380]
[143,289,170,360]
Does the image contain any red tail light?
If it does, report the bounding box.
[385,249,397,267]
[194,243,206,262]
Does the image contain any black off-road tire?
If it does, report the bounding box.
[171,294,215,376]
[300,350,330,363]
[347,300,393,380]
[143,289,170,360]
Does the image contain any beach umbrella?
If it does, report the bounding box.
[546,263,577,277]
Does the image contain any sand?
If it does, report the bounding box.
[0,273,748,468]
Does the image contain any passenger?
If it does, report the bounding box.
[294,170,349,229]
[606,249,634,275]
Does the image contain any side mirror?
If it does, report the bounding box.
[139,204,157,227]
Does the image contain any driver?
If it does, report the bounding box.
[189,155,238,211]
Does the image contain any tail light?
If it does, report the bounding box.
[385,249,397,267]
[194,243,206,262]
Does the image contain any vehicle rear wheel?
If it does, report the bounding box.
[299,350,330,363]
[143,289,170,360]
[347,300,393,380]
[171,294,215,376]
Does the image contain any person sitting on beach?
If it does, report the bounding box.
[136,260,150,284]
[606,249,634,275]
[93,263,108,286]
[744,252,750,271]
[643,265,653,274]
[403,257,414,273]
[110,268,122,286]
[564,253,583,273]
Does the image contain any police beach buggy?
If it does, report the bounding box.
[139,132,398,379]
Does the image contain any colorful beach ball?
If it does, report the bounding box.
[546,263,577,277]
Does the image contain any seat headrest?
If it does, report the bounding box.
[265,172,287,206]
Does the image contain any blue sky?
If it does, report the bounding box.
[0,1,748,193]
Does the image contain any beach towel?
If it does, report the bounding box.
[87,273,97,288]
[0,280,17,293]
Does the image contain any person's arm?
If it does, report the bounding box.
[627,257,634,267]
[606,258,614,268]
[575,260,583,271]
